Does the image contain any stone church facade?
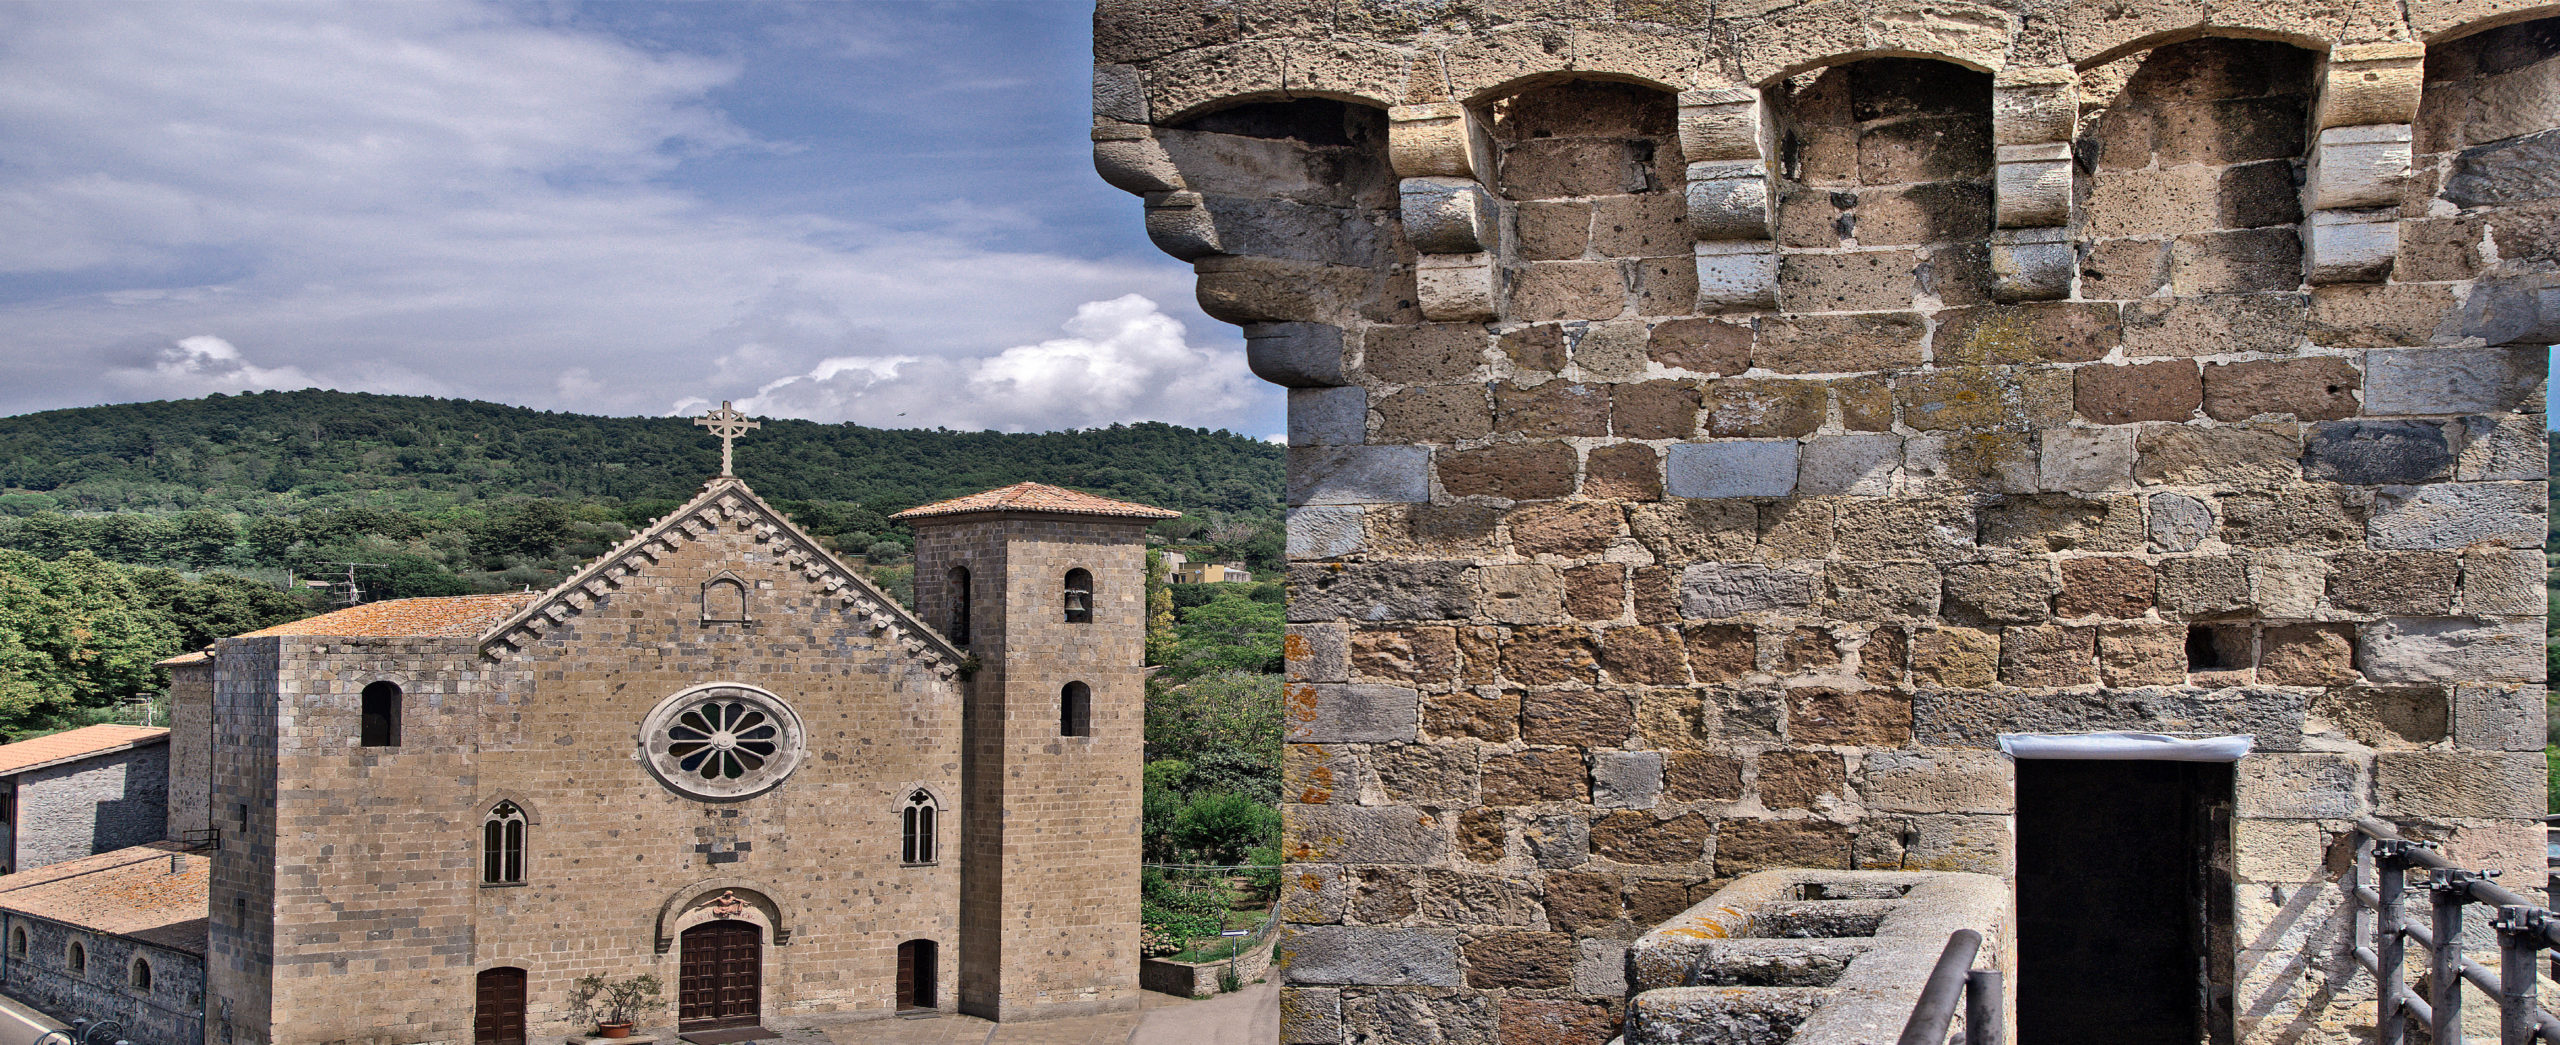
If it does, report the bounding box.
[187,478,1167,1043]
[1092,1,2556,1042]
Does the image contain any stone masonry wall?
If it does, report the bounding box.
[4,913,205,1045]
[13,743,168,873]
[911,512,1149,1021]
[1094,2,2560,1042]
[166,658,213,844]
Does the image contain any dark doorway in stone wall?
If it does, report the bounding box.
[2016,759,2235,1045]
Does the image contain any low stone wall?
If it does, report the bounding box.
[1142,934,1277,999]
[1619,870,2005,1045]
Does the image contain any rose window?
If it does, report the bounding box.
[640,683,806,800]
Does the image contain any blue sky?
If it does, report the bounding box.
[0,1,1276,438]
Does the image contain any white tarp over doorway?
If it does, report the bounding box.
[1997,732,2254,762]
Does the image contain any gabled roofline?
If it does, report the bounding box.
[476,477,964,673]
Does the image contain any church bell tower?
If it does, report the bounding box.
[894,483,1175,1021]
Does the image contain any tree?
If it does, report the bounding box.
[0,551,179,732]
[1171,791,1281,865]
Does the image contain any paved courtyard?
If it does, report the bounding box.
[816,979,1279,1045]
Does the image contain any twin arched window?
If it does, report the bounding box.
[482,802,526,885]
[1064,568,1093,624]
[901,790,938,865]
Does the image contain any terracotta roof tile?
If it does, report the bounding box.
[891,482,1180,521]
[240,593,540,639]
[0,843,208,956]
[0,725,168,778]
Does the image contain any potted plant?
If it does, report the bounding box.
[568,972,663,1038]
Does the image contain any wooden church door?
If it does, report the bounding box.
[473,967,527,1045]
[678,920,763,1029]
[896,939,937,1011]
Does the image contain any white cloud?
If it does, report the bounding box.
[730,295,1262,433]
[0,2,1271,434]
[121,335,313,395]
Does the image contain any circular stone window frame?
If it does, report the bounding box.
[639,682,808,801]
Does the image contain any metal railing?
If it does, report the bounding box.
[2351,817,2560,1045]
[1896,929,2003,1045]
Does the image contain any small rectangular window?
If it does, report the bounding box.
[360,682,401,747]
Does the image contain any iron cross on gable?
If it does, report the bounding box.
[692,401,761,477]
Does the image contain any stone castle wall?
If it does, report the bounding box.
[1092,2,2558,1041]
[166,658,213,843]
[912,513,1149,1021]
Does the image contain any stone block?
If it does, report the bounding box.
[1990,228,2076,302]
[1388,102,1487,180]
[1400,176,1492,254]
[2303,208,2401,285]
[1584,444,1663,501]
[1663,750,1747,803]
[2453,683,2548,752]
[2308,685,2448,749]
[1896,366,2073,432]
[1245,322,1350,389]
[2376,751,2546,818]
[2122,293,2308,358]
[1351,627,1461,685]
[1289,684,1422,743]
[1679,89,1765,162]
[1647,317,1752,375]
[2300,421,2452,485]
[1943,559,2055,625]
[1998,626,2096,687]
[1475,564,1567,625]
[1701,379,1826,438]
[1835,496,1977,561]
[2367,482,2546,550]
[1903,433,2039,495]
[2307,125,2412,210]
[1911,628,2000,689]
[1418,253,1499,321]
[2357,617,2544,684]
[1755,750,1846,809]
[2460,548,2545,617]
[1499,997,1619,1045]
[1679,564,1816,619]
[2326,551,2457,615]
[2097,623,2187,686]
[2456,412,2549,482]
[1785,687,1913,745]
[2216,486,2368,549]
[1515,200,1591,262]
[1754,312,1926,373]
[1688,170,1773,240]
[1436,441,1578,500]
[2148,493,2213,552]
[1694,240,1779,313]
[2251,551,2327,619]
[2074,362,2201,425]
[2135,424,2304,488]
[1375,744,1479,806]
[1290,386,1369,447]
[1778,249,1920,313]
[1495,381,1610,438]
[2201,358,2360,421]
[1279,988,1343,1045]
[1286,806,1452,866]
[1591,811,1711,865]
[2170,226,2304,296]
[2235,754,2371,820]
[1288,507,1365,561]
[1287,562,1475,623]
[1292,444,1433,507]
[1509,260,1624,322]
[2156,555,2252,618]
[1600,625,1688,686]
[1684,625,1757,683]
[1482,748,1592,806]
[1713,819,1851,876]
[2055,557,2155,619]
[1461,932,1578,989]
[2260,624,2359,687]
[1795,434,1904,497]
[1373,384,1491,444]
[1612,380,1703,440]
[1859,749,2012,814]
[1427,691,1519,743]
[1283,926,1463,987]
[1665,440,1798,499]
[2039,427,2137,493]
[2306,282,2458,349]
[1288,622,1351,684]
[1826,562,1942,621]
[1362,323,1487,384]
[1996,146,2074,227]
[1572,937,1628,998]
[2233,819,2327,884]
[1916,685,2310,750]
[1593,750,1666,810]
[1594,193,1692,257]
[2363,347,2540,415]
[1503,625,1601,686]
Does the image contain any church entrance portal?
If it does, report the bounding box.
[473,967,527,1045]
[679,920,763,1030]
[896,939,937,1011]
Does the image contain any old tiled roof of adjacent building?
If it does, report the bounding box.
[0,842,209,955]
[0,725,169,779]
[891,482,1181,521]
[238,592,541,639]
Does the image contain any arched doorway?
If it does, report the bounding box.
[896,939,937,1012]
[679,920,762,1030]
[473,967,527,1045]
